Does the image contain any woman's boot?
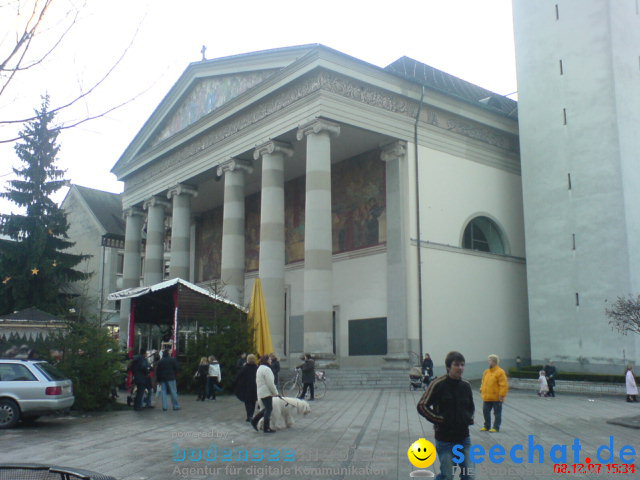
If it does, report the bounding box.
[251,411,264,431]
[264,418,275,433]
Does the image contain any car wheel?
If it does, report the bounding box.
[0,399,20,429]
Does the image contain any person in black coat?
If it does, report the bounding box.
[269,353,280,387]
[422,353,434,386]
[544,360,557,397]
[234,354,258,421]
[195,357,209,401]
[297,353,315,401]
[132,348,152,411]
[156,350,181,411]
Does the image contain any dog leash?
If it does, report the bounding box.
[277,395,294,408]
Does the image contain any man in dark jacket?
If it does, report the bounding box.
[417,351,475,480]
[132,348,152,411]
[297,353,315,401]
[156,350,181,411]
[544,360,557,397]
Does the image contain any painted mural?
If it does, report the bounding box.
[245,193,261,272]
[196,148,386,279]
[150,70,278,147]
[196,206,223,282]
[331,149,386,253]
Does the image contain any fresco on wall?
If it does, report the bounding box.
[331,149,386,253]
[284,176,306,263]
[195,148,386,277]
[149,70,278,147]
[196,206,223,282]
[245,193,261,271]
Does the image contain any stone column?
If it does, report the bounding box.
[254,140,294,356]
[296,118,340,358]
[143,196,170,286]
[218,159,252,305]
[381,141,411,369]
[119,207,144,345]
[167,184,197,280]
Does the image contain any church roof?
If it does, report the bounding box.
[73,185,125,237]
[385,56,518,119]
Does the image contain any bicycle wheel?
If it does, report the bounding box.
[282,380,300,398]
[313,379,326,399]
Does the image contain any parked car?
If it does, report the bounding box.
[0,359,74,428]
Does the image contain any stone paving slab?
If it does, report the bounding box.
[1,388,639,480]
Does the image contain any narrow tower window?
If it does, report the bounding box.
[572,233,576,250]
[563,108,567,125]
[555,4,559,19]
[568,173,572,190]
[559,59,564,75]
[575,293,580,306]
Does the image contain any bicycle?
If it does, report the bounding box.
[282,368,327,400]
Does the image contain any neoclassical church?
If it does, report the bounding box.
[111,44,529,375]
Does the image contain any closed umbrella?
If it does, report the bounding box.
[248,278,273,356]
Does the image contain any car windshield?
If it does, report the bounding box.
[34,362,67,381]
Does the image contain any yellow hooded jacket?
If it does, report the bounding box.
[480,366,509,402]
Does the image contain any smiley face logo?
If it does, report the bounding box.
[407,438,436,469]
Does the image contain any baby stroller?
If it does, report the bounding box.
[410,366,425,391]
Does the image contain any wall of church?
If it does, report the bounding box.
[408,143,529,378]
[196,149,386,280]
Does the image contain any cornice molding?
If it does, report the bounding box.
[123,70,519,191]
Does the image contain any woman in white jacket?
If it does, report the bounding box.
[251,354,279,433]
[625,365,638,403]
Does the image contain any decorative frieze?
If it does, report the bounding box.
[125,70,518,192]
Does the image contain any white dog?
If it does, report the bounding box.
[256,396,311,430]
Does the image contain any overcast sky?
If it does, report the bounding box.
[0,0,517,214]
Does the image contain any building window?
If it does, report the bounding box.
[462,216,506,255]
[116,253,124,275]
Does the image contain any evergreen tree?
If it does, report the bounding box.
[0,95,89,315]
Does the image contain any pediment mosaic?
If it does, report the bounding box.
[148,69,278,148]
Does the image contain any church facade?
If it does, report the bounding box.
[111,45,528,375]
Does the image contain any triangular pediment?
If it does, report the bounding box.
[147,69,278,148]
[113,45,318,177]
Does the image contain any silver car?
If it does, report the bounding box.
[0,359,74,428]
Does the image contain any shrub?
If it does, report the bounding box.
[49,321,123,410]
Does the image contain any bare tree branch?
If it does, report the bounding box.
[0,10,142,126]
[605,294,640,336]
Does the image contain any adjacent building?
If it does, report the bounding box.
[61,185,126,328]
[513,0,640,372]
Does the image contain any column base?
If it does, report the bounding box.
[382,353,412,370]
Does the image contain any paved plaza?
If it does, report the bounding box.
[1,386,639,480]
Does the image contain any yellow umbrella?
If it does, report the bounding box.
[248,278,274,356]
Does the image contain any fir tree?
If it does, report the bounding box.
[0,95,89,316]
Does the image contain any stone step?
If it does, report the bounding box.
[280,367,424,390]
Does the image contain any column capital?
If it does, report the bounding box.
[216,158,253,176]
[253,140,294,160]
[167,183,198,200]
[143,196,171,211]
[380,140,407,163]
[296,118,341,141]
[122,206,144,220]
